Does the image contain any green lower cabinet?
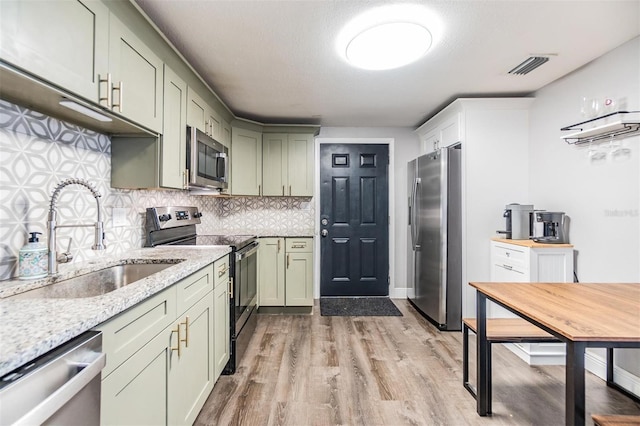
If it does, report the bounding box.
[169,294,215,426]
[213,280,230,378]
[259,237,313,307]
[258,238,285,306]
[101,324,170,426]
[97,261,219,426]
[285,251,313,306]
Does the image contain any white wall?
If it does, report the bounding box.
[316,127,420,297]
[529,37,640,382]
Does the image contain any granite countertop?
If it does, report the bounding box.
[215,228,315,238]
[0,246,231,377]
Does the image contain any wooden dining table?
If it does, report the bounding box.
[469,282,640,425]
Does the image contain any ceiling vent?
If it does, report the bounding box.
[508,56,549,75]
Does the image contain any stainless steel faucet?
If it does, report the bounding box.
[48,178,106,275]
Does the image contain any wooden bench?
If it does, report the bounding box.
[592,414,640,426]
[462,317,559,412]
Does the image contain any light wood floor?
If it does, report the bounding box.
[195,300,640,425]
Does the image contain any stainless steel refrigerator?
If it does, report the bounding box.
[407,146,462,331]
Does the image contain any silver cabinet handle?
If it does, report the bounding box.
[99,73,112,108]
[112,81,123,113]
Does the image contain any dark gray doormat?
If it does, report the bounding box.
[320,297,403,316]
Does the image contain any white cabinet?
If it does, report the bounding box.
[416,111,461,153]
[490,238,574,365]
[259,237,313,307]
[262,133,314,196]
[415,98,535,320]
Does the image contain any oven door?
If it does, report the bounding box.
[235,241,258,332]
[186,125,228,190]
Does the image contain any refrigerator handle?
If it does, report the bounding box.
[411,178,420,248]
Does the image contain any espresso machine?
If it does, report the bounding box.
[532,211,569,243]
[497,203,535,240]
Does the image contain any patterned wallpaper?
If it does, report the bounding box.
[0,100,314,280]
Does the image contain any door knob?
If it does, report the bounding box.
[321,229,328,237]
[321,218,328,226]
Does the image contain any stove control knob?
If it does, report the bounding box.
[194,212,203,218]
[159,214,172,222]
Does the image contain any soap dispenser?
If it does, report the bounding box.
[19,232,48,280]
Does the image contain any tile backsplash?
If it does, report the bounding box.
[0,100,314,280]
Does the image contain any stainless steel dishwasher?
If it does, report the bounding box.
[0,331,105,425]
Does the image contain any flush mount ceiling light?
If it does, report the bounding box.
[337,5,443,71]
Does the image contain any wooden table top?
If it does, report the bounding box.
[469,283,640,342]
[491,237,574,248]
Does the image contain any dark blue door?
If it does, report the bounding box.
[320,144,389,296]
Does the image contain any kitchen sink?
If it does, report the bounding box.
[10,262,181,299]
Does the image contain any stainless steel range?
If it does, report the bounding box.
[144,206,258,374]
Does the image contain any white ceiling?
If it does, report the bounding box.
[134,0,640,128]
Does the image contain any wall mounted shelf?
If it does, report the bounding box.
[561,111,640,145]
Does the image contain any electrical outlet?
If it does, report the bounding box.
[112,208,127,227]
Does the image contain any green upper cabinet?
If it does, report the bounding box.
[186,87,225,143]
[263,133,314,196]
[161,64,187,189]
[287,134,314,196]
[222,120,231,148]
[262,134,288,196]
[231,127,262,196]
[0,0,109,102]
[186,88,208,134]
[108,14,163,132]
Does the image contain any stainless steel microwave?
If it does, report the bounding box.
[186,125,228,190]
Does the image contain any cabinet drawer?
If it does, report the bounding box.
[177,264,214,315]
[492,243,527,269]
[286,238,312,253]
[214,255,230,288]
[96,285,176,377]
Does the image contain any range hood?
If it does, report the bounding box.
[0,61,156,136]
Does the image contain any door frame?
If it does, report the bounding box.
[314,137,396,299]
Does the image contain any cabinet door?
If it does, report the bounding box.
[439,112,461,147]
[285,251,313,306]
[0,0,109,102]
[262,134,287,196]
[231,127,262,196]
[169,294,215,426]
[101,327,169,426]
[222,120,231,148]
[421,127,439,154]
[287,134,314,196]
[187,87,208,133]
[214,281,230,378]
[161,64,187,189]
[209,109,223,141]
[259,238,286,306]
[96,285,176,377]
[108,15,163,132]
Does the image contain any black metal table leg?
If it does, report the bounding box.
[607,347,614,384]
[476,292,490,416]
[565,341,587,425]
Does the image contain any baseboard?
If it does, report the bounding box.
[503,343,567,366]
[585,351,640,397]
[389,287,408,299]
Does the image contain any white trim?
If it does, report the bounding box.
[585,351,640,397]
[314,137,395,299]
